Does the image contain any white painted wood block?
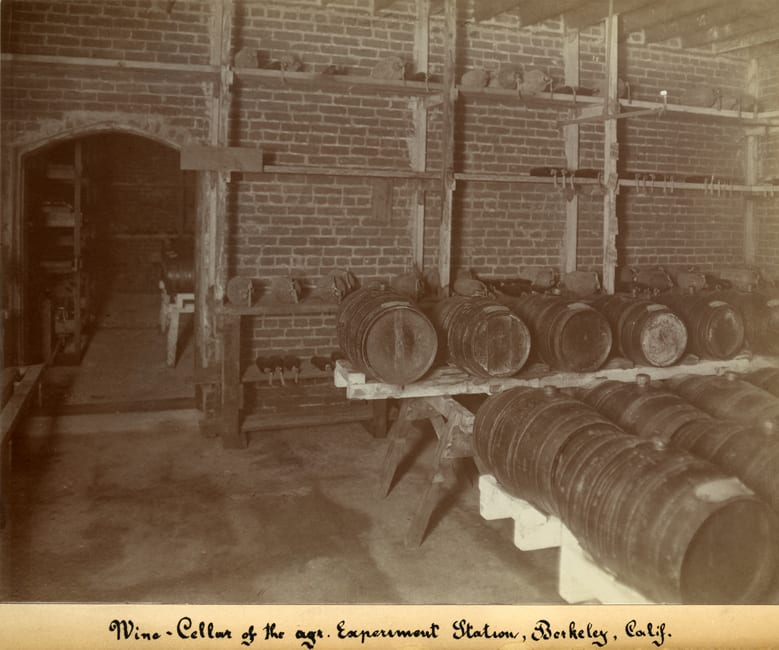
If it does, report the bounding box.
[478,474,656,604]
[333,359,364,387]
[478,474,562,551]
[558,525,654,605]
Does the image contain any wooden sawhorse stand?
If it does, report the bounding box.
[377,395,476,548]
[159,281,195,367]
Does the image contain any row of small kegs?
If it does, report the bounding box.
[470,368,779,604]
[335,285,779,385]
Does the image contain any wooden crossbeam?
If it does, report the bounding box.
[372,0,398,12]
[682,13,779,48]
[646,1,772,44]
[181,145,263,172]
[517,0,584,28]
[619,0,729,40]
[473,0,522,22]
[714,27,779,53]
[562,0,654,31]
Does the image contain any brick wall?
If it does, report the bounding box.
[2,0,778,407]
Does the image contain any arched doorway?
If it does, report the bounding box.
[21,132,197,409]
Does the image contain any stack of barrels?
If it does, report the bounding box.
[473,382,779,604]
[334,281,773,384]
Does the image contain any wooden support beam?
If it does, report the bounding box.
[372,0,398,13]
[473,0,522,23]
[371,178,393,223]
[619,0,729,41]
[220,313,246,449]
[713,27,779,53]
[517,0,586,28]
[562,24,580,275]
[602,11,619,295]
[411,0,430,272]
[413,0,430,76]
[438,0,457,296]
[563,0,654,31]
[744,58,759,266]
[180,145,263,172]
[682,14,779,49]
[645,1,774,45]
[644,3,744,43]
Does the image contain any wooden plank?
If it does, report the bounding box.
[242,404,373,433]
[264,163,437,182]
[562,25,580,275]
[180,146,263,172]
[619,0,729,41]
[410,0,429,273]
[438,0,457,297]
[220,313,246,448]
[645,1,774,45]
[473,0,522,22]
[744,58,759,266]
[370,399,389,438]
[372,0,398,12]
[73,140,83,358]
[713,27,779,53]
[0,365,45,441]
[413,0,430,75]
[563,0,654,31]
[602,10,619,295]
[371,178,394,223]
[0,52,217,75]
[682,15,779,48]
[338,355,778,401]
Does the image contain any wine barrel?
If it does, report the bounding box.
[591,295,687,367]
[655,293,744,359]
[580,377,779,513]
[580,377,706,443]
[335,287,437,385]
[474,386,777,603]
[710,290,779,354]
[744,367,779,398]
[504,294,612,372]
[429,297,531,378]
[160,242,194,294]
[665,373,779,426]
[473,386,626,515]
[579,442,775,604]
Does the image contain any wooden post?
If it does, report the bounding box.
[410,0,430,272]
[438,0,457,296]
[193,0,234,440]
[73,140,83,358]
[220,312,246,448]
[602,9,619,295]
[562,24,580,274]
[744,58,759,266]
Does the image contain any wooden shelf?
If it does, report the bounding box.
[242,360,333,384]
[334,355,779,401]
[234,68,779,124]
[234,67,438,97]
[219,301,340,316]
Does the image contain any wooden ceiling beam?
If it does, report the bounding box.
[618,0,729,41]
[372,0,399,13]
[644,1,770,44]
[713,27,779,54]
[562,0,654,31]
[682,12,779,49]
[473,0,522,22]
[517,0,587,28]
